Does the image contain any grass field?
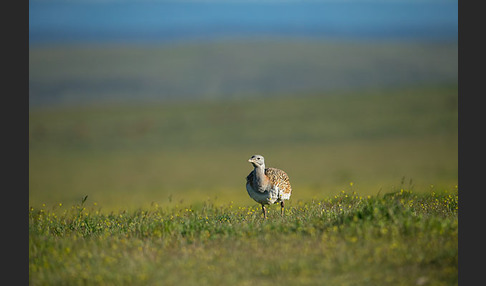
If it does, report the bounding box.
[29,85,457,210]
[29,188,458,285]
[29,83,457,284]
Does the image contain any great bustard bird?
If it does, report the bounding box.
[246,155,292,218]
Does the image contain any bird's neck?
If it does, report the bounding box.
[254,164,269,187]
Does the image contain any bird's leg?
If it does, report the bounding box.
[280,201,285,216]
[262,204,267,219]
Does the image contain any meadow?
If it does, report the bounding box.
[29,83,458,284]
[29,188,458,285]
[29,85,458,210]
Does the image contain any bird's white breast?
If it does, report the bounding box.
[246,183,280,205]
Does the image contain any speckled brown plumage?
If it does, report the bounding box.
[246,167,292,199]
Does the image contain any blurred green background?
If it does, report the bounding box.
[29,45,458,210]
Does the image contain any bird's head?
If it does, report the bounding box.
[248,155,265,168]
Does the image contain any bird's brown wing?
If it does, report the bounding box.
[265,167,292,196]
